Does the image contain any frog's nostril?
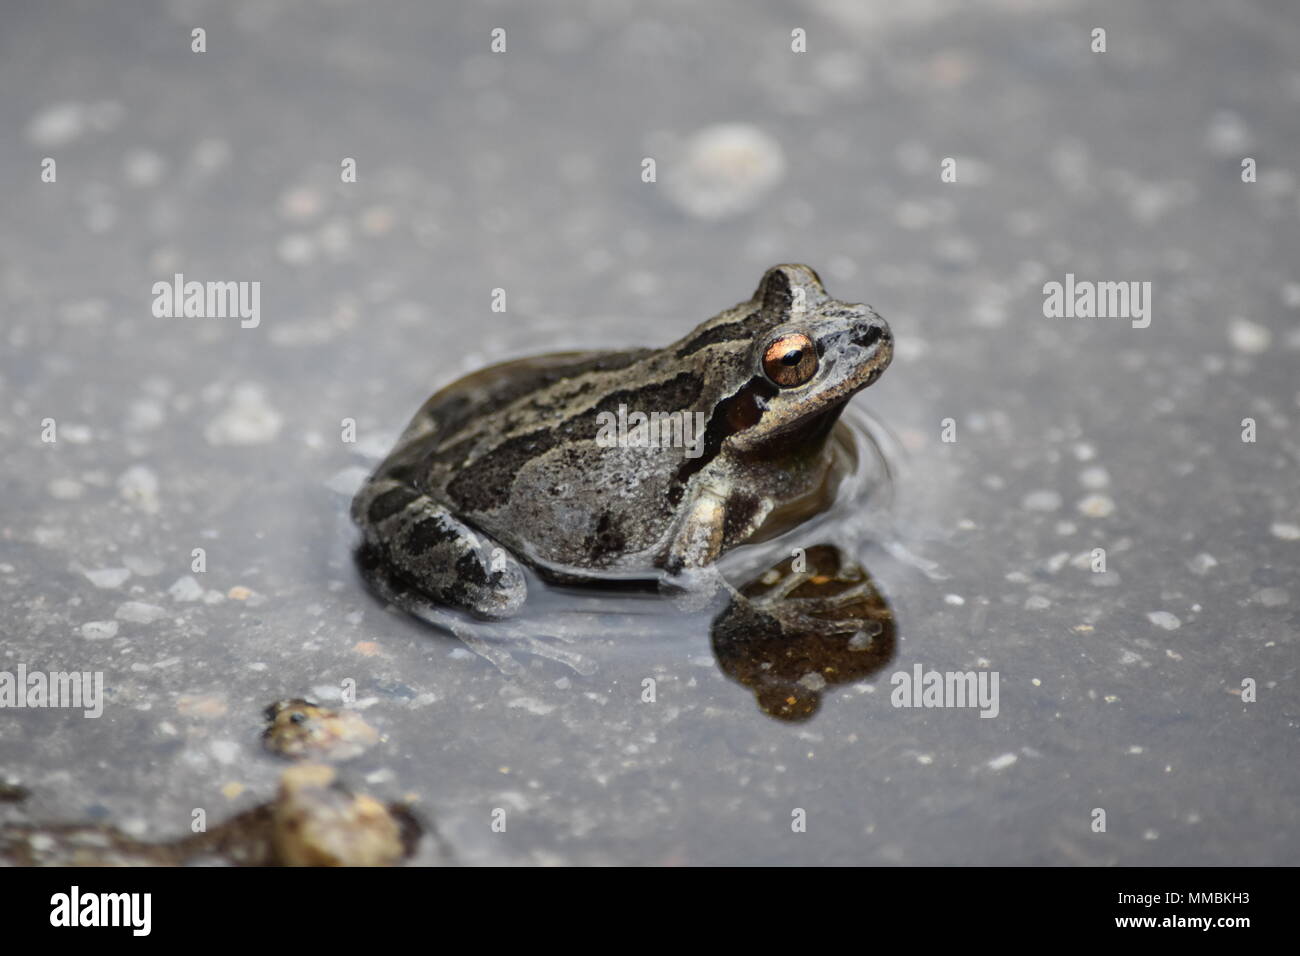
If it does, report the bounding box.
[854,322,887,349]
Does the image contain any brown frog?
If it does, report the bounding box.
[352,264,892,618]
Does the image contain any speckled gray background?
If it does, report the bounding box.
[1,0,1297,865]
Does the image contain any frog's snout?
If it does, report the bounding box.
[850,311,893,371]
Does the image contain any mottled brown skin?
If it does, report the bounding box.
[352,264,893,618]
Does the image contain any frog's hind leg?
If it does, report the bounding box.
[352,478,526,619]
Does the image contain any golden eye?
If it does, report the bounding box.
[762,333,818,387]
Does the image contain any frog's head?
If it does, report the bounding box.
[717,264,892,454]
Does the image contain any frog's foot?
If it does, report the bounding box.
[352,479,526,619]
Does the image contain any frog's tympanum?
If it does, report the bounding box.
[352,264,892,619]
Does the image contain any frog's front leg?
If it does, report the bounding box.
[352,478,526,619]
[658,488,737,609]
[663,488,728,573]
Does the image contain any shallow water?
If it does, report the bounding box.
[2,0,1298,865]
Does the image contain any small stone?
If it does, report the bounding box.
[177,694,228,718]
[506,697,555,716]
[123,148,166,187]
[115,601,167,624]
[1270,522,1300,541]
[205,384,283,446]
[664,123,786,221]
[847,630,873,650]
[277,233,317,265]
[49,478,84,500]
[1022,490,1062,512]
[1077,493,1115,518]
[1147,611,1181,631]
[278,186,324,222]
[85,567,131,589]
[798,672,827,691]
[987,753,1018,771]
[1253,587,1289,607]
[123,554,165,576]
[117,464,161,513]
[80,620,119,640]
[26,102,86,148]
[1079,466,1110,489]
[168,575,205,602]
[1228,317,1271,354]
[211,741,240,765]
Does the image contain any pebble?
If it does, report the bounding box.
[211,741,241,765]
[1022,490,1062,512]
[85,567,131,589]
[205,384,283,446]
[123,149,166,187]
[48,478,84,500]
[1253,587,1289,607]
[115,601,168,624]
[1270,522,1300,541]
[1228,317,1271,354]
[1077,494,1115,518]
[1147,611,1182,630]
[117,464,160,513]
[80,620,119,640]
[1079,466,1110,489]
[506,697,555,716]
[123,554,165,576]
[664,124,786,220]
[25,102,85,148]
[168,575,205,602]
[798,672,828,691]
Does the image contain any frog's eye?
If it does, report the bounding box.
[762,333,818,387]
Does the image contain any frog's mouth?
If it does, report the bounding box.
[743,397,849,459]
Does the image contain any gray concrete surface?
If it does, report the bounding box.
[1,0,1297,864]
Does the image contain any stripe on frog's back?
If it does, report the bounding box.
[673,310,766,359]
[423,349,654,447]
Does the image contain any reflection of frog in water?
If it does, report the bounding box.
[711,545,896,721]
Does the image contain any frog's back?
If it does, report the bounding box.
[371,348,699,577]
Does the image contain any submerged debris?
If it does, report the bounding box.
[262,698,381,761]
[0,765,422,867]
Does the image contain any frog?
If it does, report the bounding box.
[351,263,892,620]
